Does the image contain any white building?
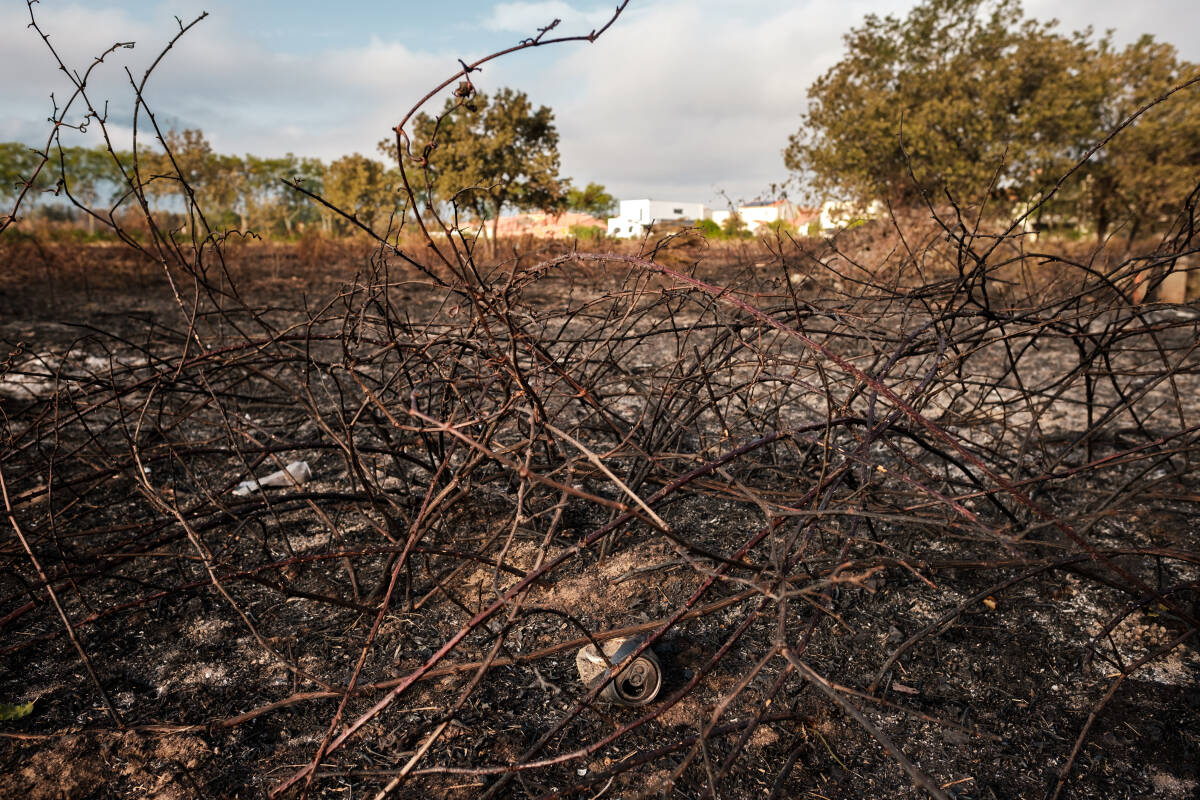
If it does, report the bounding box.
[712,200,799,233]
[607,199,710,238]
[817,199,885,232]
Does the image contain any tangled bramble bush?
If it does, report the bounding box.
[2,4,1198,799]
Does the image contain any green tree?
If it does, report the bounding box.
[787,0,1200,240]
[566,181,616,218]
[146,128,210,205]
[270,154,326,237]
[784,0,1103,208]
[0,142,51,216]
[234,154,298,234]
[400,88,567,245]
[58,146,121,234]
[145,129,240,226]
[1085,37,1200,240]
[210,153,247,229]
[323,153,395,234]
[721,211,750,239]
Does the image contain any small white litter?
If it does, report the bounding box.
[232,461,312,497]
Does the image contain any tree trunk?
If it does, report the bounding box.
[1095,201,1110,243]
[491,199,502,258]
[1126,215,1142,248]
[475,206,489,249]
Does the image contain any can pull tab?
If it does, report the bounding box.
[575,636,663,706]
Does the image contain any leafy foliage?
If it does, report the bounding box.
[323,153,397,234]
[694,215,757,241]
[785,0,1200,238]
[721,211,751,239]
[1084,36,1200,239]
[566,181,616,218]
[0,701,34,722]
[762,219,796,235]
[568,223,605,240]
[406,88,568,242]
[2,142,72,212]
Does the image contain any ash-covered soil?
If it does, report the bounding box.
[1,239,1197,799]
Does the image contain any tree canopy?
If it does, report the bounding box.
[785,0,1200,238]
[323,153,396,234]
[399,88,568,242]
[566,181,616,218]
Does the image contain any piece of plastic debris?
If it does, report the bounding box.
[575,636,662,706]
[232,461,313,497]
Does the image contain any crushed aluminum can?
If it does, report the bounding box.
[575,635,662,706]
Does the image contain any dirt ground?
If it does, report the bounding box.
[0,236,1197,799]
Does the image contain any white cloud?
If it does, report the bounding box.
[1025,0,1200,55]
[0,3,453,161]
[527,0,914,204]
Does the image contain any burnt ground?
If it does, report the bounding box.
[0,236,1197,799]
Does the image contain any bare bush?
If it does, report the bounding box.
[1,4,1197,799]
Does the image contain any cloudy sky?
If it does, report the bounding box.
[3,0,1198,206]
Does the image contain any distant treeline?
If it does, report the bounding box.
[1,132,345,238]
[2,107,616,241]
